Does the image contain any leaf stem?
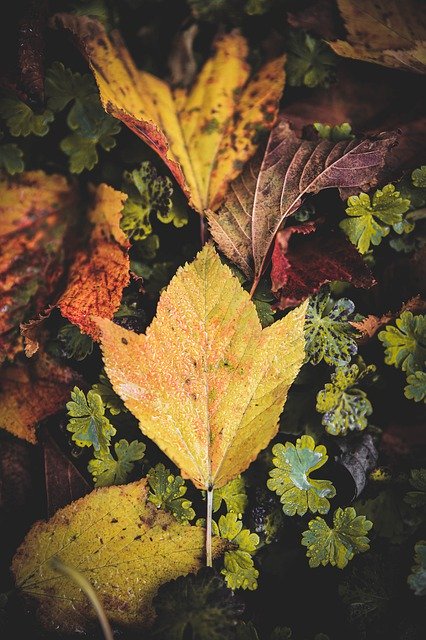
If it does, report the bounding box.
[50,557,113,640]
[206,486,213,567]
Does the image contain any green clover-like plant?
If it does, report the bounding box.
[405,371,426,403]
[286,31,336,88]
[405,469,426,510]
[147,463,195,523]
[58,323,94,361]
[316,362,376,435]
[0,94,54,137]
[212,476,248,517]
[378,312,426,375]
[66,387,116,454]
[0,135,24,174]
[313,122,354,141]
[92,372,126,415]
[267,435,336,516]
[302,507,373,569]
[412,166,426,188]
[408,541,426,596]
[304,291,358,366]
[216,513,259,591]
[340,184,411,254]
[88,439,146,487]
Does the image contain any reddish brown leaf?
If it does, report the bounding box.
[208,118,397,291]
[0,171,78,363]
[271,223,376,309]
[18,0,47,103]
[57,184,129,341]
[42,433,90,517]
[0,352,82,444]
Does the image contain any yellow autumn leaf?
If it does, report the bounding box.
[96,244,306,491]
[53,14,286,213]
[12,479,226,633]
[328,0,426,74]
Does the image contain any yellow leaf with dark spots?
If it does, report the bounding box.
[12,479,226,632]
[96,245,306,490]
[53,14,286,213]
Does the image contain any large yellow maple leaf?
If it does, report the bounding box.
[54,14,286,213]
[97,244,306,491]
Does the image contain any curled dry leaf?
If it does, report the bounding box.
[12,479,226,633]
[0,351,82,443]
[208,118,396,290]
[0,171,78,363]
[23,183,130,355]
[97,244,306,490]
[53,13,286,213]
[271,222,375,309]
[328,0,426,74]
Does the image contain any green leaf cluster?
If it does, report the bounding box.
[92,372,126,415]
[286,31,336,88]
[0,93,54,137]
[301,507,372,569]
[147,463,195,523]
[216,513,259,590]
[267,435,336,516]
[212,476,248,517]
[0,131,24,174]
[412,166,426,188]
[304,290,358,366]
[45,61,121,173]
[408,541,426,596]
[313,122,354,141]
[121,161,187,241]
[316,361,376,435]
[57,323,94,361]
[340,184,411,254]
[88,439,146,487]
[405,469,426,510]
[151,567,244,640]
[188,0,274,22]
[66,387,116,454]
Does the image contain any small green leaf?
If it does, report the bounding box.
[0,142,24,174]
[286,31,336,89]
[45,62,94,112]
[121,161,187,241]
[267,435,336,516]
[151,567,244,640]
[58,323,94,361]
[412,166,426,188]
[304,290,358,366]
[313,122,354,141]
[88,439,146,487]
[66,387,116,454]
[92,372,126,415]
[217,513,259,590]
[212,476,248,517]
[405,469,426,509]
[405,370,426,403]
[340,184,411,254]
[302,507,372,569]
[316,361,375,435]
[0,96,54,137]
[408,541,426,596]
[378,311,426,374]
[147,463,195,523]
[60,135,98,174]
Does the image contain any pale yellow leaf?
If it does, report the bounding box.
[96,244,306,490]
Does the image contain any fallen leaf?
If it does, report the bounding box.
[53,14,286,213]
[97,244,306,490]
[0,351,82,443]
[208,118,396,290]
[328,0,426,74]
[271,223,375,309]
[12,479,226,632]
[0,171,78,363]
[18,0,47,103]
[42,432,90,517]
[24,183,130,354]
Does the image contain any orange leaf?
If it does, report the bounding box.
[0,351,82,444]
[53,14,286,213]
[0,171,78,363]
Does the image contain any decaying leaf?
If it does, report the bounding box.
[0,352,81,443]
[12,479,226,632]
[271,224,375,309]
[97,244,306,490]
[208,118,396,290]
[328,0,426,74]
[53,14,286,213]
[0,171,78,362]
